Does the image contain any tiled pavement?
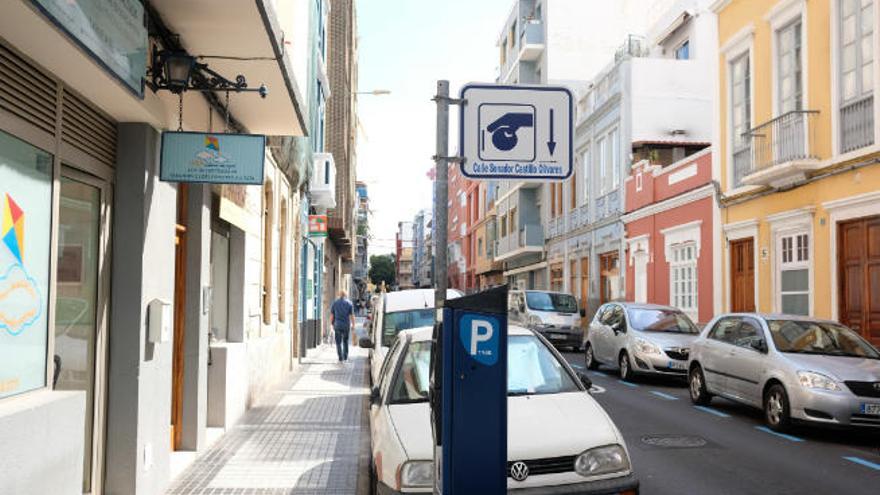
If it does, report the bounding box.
[166,344,371,495]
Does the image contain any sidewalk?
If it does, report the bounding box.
[166,343,371,495]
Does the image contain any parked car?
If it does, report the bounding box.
[688,314,880,431]
[508,290,583,351]
[584,303,700,381]
[368,288,462,385]
[362,325,639,494]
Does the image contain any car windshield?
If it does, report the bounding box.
[525,292,578,313]
[768,320,880,358]
[628,308,699,334]
[387,334,580,404]
[382,309,435,347]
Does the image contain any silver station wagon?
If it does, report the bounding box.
[688,314,880,431]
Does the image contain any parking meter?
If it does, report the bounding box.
[430,285,508,495]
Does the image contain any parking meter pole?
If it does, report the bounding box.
[433,80,449,314]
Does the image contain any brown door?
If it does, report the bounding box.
[838,216,880,345]
[580,257,589,308]
[599,252,619,304]
[171,185,188,450]
[730,238,755,312]
[569,259,578,297]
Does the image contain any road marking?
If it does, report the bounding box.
[589,385,606,394]
[843,456,880,471]
[754,426,805,443]
[694,405,731,418]
[618,380,639,388]
[650,391,679,401]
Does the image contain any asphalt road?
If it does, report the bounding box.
[560,351,880,495]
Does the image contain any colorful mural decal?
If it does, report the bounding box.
[0,193,43,336]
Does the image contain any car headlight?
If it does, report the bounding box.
[399,460,433,488]
[529,316,550,329]
[634,338,661,355]
[574,444,631,477]
[797,371,842,392]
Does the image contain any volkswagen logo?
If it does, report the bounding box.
[873,382,880,392]
[510,461,529,482]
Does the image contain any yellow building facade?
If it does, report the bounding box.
[714,0,880,346]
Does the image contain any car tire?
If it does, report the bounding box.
[585,343,600,370]
[619,351,633,381]
[689,365,712,405]
[764,384,792,432]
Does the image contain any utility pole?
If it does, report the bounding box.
[433,80,450,313]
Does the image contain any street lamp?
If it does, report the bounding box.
[356,89,391,95]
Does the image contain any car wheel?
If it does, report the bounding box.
[764,384,792,432]
[689,365,712,405]
[585,344,599,370]
[619,352,633,381]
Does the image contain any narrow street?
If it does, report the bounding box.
[560,351,880,494]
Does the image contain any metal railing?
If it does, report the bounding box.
[520,21,544,46]
[841,95,874,154]
[614,35,650,62]
[743,109,819,175]
[519,224,544,248]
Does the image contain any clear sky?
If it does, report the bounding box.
[356,0,511,257]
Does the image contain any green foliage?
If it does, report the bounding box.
[368,254,396,288]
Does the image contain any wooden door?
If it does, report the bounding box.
[580,257,589,308]
[838,216,880,345]
[730,238,755,312]
[569,259,578,297]
[599,252,619,304]
[171,185,188,450]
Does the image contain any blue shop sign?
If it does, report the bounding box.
[160,132,266,185]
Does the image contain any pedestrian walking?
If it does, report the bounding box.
[330,290,356,362]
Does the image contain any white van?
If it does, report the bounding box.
[508,290,583,351]
[368,288,462,384]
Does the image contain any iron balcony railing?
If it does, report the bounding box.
[840,95,874,154]
[741,109,819,177]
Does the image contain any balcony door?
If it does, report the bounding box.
[599,252,619,304]
[776,18,805,163]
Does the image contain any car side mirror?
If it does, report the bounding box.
[577,371,593,390]
[519,303,525,313]
[750,339,767,353]
[370,386,381,406]
[611,320,624,333]
[359,337,374,349]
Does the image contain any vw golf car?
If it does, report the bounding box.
[688,314,880,431]
[368,288,462,384]
[509,290,583,351]
[361,325,639,494]
[585,303,700,380]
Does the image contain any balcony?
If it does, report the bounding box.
[739,110,821,188]
[518,21,544,61]
[841,95,874,154]
[309,152,336,209]
[495,224,544,261]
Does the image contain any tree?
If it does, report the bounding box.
[368,254,396,289]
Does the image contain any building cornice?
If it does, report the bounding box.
[621,184,715,224]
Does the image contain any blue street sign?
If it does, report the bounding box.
[434,286,508,495]
[460,84,573,181]
[160,131,266,185]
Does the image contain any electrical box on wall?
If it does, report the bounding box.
[148,299,172,343]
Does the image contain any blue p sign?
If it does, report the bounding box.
[458,314,500,366]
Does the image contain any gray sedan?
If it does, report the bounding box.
[688,314,880,431]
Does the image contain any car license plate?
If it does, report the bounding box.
[861,403,880,416]
[668,360,687,371]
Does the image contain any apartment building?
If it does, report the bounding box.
[547,0,718,319]
[352,182,369,307]
[492,0,654,291]
[714,0,880,346]
[447,161,470,290]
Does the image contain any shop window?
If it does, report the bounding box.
[0,130,53,399]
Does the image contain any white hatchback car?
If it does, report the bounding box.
[364,325,639,494]
[368,289,462,385]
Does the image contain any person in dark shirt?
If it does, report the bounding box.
[330,290,356,362]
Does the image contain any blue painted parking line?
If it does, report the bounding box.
[694,405,731,418]
[571,364,585,369]
[618,380,639,388]
[754,426,805,442]
[650,391,679,400]
[843,456,880,471]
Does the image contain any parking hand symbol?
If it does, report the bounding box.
[486,112,534,151]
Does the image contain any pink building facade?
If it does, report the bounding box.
[622,148,719,325]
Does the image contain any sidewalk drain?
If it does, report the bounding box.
[640,434,707,448]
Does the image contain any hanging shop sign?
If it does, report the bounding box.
[309,215,328,237]
[31,0,147,97]
[0,131,53,399]
[160,132,266,185]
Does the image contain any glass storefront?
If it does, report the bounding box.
[0,129,53,399]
